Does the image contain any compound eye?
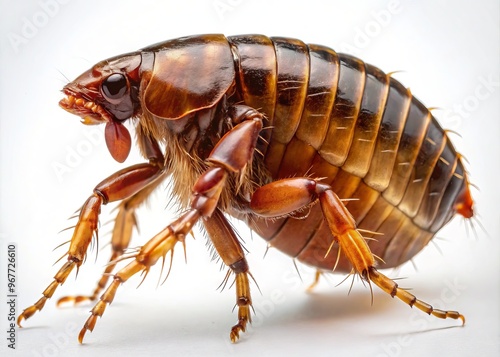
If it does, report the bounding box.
[101,73,128,102]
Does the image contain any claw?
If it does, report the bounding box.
[77,225,182,343]
[78,328,87,344]
[78,314,98,344]
[17,310,29,328]
[230,320,247,343]
[17,262,77,327]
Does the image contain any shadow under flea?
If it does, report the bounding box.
[80,289,394,347]
[39,281,461,348]
[252,288,395,327]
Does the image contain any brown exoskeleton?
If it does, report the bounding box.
[18,34,474,343]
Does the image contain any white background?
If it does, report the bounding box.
[1,0,499,356]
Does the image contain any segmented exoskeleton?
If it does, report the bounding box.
[18,34,474,343]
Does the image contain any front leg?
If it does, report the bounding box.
[77,105,263,343]
[57,172,168,306]
[17,135,165,326]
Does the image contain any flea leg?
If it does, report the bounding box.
[250,177,465,324]
[367,268,464,322]
[18,134,165,326]
[204,209,252,342]
[306,270,322,292]
[57,172,168,306]
[78,210,193,343]
[78,105,264,343]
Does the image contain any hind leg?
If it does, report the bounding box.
[250,177,465,323]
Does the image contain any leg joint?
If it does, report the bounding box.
[236,296,251,307]
[94,189,108,205]
[230,258,249,274]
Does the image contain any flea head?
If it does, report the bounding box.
[59,53,142,125]
[59,53,142,162]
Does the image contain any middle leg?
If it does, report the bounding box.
[204,208,252,342]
